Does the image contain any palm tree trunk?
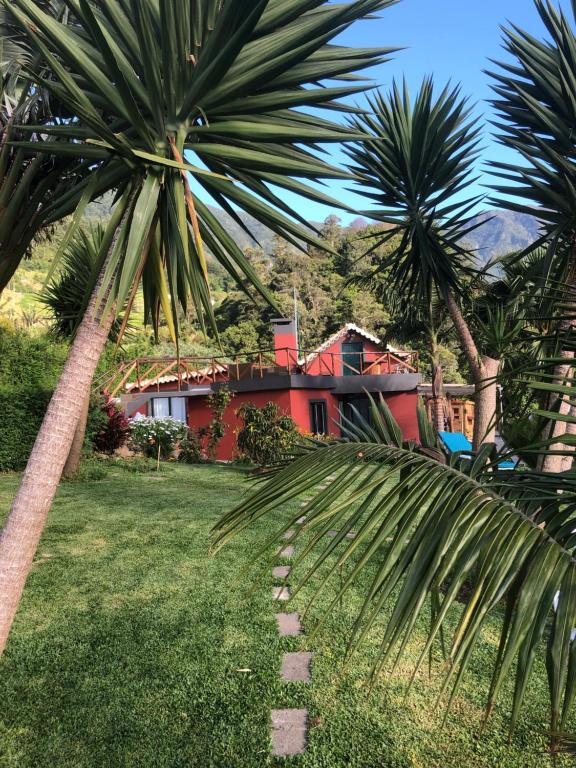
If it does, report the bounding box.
[445,291,499,450]
[539,241,576,473]
[540,351,575,473]
[0,198,130,655]
[430,333,446,433]
[472,355,500,448]
[62,391,91,479]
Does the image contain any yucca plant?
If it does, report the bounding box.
[213,393,576,744]
[489,0,576,472]
[39,224,126,478]
[345,78,504,450]
[0,0,396,655]
[0,2,103,292]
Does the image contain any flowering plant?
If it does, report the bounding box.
[130,416,187,459]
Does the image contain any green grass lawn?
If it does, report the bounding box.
[0,462,569,768]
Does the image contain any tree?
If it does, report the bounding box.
[0,0,396,655]
[346,79,502,449]
[488,0,576,472]
[373,282,457,431]
[0,3,113,292]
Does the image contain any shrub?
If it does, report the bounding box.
[0,387,53,472]
[0,324,67,471]
[179,429,203,464]
[130,416,188,459]
[236,402,299,467]
[93,396,130,453]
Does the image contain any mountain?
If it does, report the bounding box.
[86,193,541,262]
[466,210,541,264]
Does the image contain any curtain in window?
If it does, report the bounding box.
[152,398,170,418]
[171,397,187,423]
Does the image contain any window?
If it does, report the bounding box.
[150,396,187,423]
[310,400,328,435]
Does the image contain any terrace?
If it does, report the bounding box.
[97,347,420,398]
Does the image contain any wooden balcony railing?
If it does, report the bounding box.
[96,348,419,398]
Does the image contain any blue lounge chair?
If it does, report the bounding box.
[438,431,473,457]
[438,431,517,470]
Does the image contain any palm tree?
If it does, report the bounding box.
[488,0,576,472]
[345,78,501,450]
[373,282,455,432]
[0,3,111,292]
[39,225,124,478]
[213,394,576,743]
[0,0,396,654]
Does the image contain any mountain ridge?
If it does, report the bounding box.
[85,196,540,262]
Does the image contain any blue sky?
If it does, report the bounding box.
[282,0,547,224]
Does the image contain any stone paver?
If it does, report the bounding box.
[273,565,291,579]
[281,651,312,682]
[276,613,302,636]
[273,586,291,601]
[327,530,357,539]
[277,545,295,558]
[282,529,296,540]
[271,709,308,756]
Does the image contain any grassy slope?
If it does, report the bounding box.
[0,463,568,768]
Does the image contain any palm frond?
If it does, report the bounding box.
[2,0,398,339]
[38,224,125,342]
[345,77,483,301]
[488,0,576,249]
[213,393,576,741]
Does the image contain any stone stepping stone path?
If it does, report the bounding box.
[276,612,302,636]
[270,512,314,757]
[281,652,312,682]
[271,709,308,756]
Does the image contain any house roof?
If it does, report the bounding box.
[125,363,227,393]
[300,323,409,365]
[418,383,475,398]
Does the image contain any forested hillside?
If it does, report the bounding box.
[0,201,537,385]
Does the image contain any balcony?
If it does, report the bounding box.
[97,348,419,398]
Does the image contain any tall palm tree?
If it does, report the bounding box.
[345,78,499,450]
[489,0,576,472]
[0,0,396,655]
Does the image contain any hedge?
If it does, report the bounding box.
[0,387,53,471]
[0,322,67,471]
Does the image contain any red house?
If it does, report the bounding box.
[106,320,421,460]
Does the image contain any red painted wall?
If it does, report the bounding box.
[187,389,293,461]
[288,388,341,437]
[384,391,420,442]
[305,333,384,376]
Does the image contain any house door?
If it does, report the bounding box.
[342,341,363,375]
